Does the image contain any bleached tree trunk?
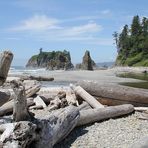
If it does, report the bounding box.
[78,81,148,106]
[70,84,104,108]
[77,104,134,126]
[11,80,32,121]
[0,51,13,86]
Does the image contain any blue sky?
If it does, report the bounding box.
[0,0,148,66]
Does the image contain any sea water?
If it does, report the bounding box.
[9,66,74,87]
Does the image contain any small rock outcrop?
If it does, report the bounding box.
[26,49,73,70]
[81,50,94,70]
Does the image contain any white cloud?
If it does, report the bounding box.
[101,10,111,15]
[7,15,112,46]
[62,22,103,36]
[10,15,60,31]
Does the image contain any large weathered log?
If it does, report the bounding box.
[0,51,13,86]
[70,84,104,109]
[0,89,10,107]
[0,98,34,117]
[34,105,80,148]
[78,81,148,106]
[0,106,79,148]
[77,104,134,126]
[11,80,32,121]
[0,121,37,148]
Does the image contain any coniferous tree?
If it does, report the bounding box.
[114,15,148,66]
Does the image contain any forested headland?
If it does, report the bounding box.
[113,15,148,66]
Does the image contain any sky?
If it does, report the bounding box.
[0,0,148,66]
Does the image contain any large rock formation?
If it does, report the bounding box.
[26,49,73,70]
[81,50,94,70]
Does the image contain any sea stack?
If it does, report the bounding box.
[81,50,93,70]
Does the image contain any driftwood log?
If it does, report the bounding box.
[11,80,33,121]
[23,80,41,98]
[0,103,135,147]
[0,121,37,148]
[77,104,134,126]
[71,84,104,109]
[78,101,92,111]
[0,89,10,107]
[34,105,80,148]
[29,75,54,81]
[78,81,148,106]
[26,85,41,98]
[0,98,34,116]
[0,106,80,148]
[0,51,13,86]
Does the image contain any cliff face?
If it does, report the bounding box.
[75,50,95,70]
[26,50,74,70]
[81,50,93,70]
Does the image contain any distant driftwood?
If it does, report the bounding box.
[19,75,54,81]
[78,81,148,107]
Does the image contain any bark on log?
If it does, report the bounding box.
[0,89,10,107]
[34,105,80,148]
[0,98,34,117]
[96,96,148,107]
[77,104,134,126]
[0,121,37,148]
[11,80,32,121]
[78,81,148,106]
[70,84,104,109]
[0,51,13,86]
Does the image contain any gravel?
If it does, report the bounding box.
[54,112,148,148]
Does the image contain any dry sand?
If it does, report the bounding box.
[33,67,147,84]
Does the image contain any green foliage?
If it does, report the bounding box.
[28,49,73,69]
[31,55,38,61]
[114,15,148,66]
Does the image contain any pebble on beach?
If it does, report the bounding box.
[54,112,148,148]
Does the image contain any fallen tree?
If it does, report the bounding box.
[70,84,104,109]
[0,106,80,148]
[77,104,134,126]
[78,81,148,106]
[0,98,34,116]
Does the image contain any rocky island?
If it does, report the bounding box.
[26,49,74,70]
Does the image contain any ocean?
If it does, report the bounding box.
[9,66,74,87]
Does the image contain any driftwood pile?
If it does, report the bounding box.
[0,51,147,148]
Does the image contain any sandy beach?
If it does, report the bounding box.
[27,67,148,84]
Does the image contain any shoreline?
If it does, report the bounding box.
[8,67,148,86]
